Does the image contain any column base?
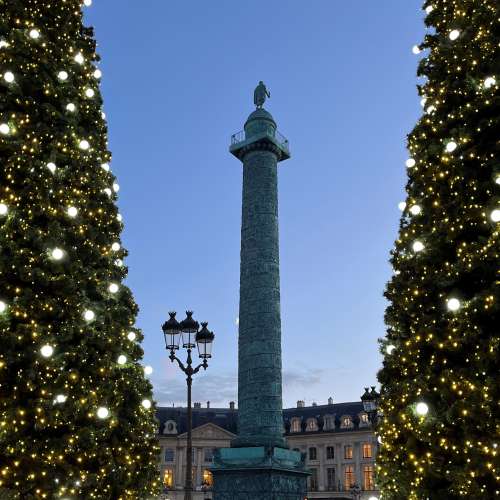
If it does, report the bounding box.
[211,446,309,500]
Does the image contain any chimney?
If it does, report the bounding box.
[207,401,210,408]
[328,397,333,405]
[297,400,305,408]
[229,401,235,410]
[193,402,201,409]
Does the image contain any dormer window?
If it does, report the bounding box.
[359,412,370,427]
[290,417,302,433]
[163,420,178,435]
[341,415,353,429]
[306,417,318,432]
[323,414,335,431]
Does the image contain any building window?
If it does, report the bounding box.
[291,417,301,433]
[204,447,216,463]
[363,465,375,490]
[327,467,336,490]
[341,415,352,429]
[344,445,353,460]
[360,412,369,426]
[326,446,335,459]
[202,469,213,487]
[323,414,335,430]
[344,465,355,490]
[306,417,318,432]
[163,468,173,488]
[309,468,318,491]
[309,447,317,460]
[164,448,175,462]
[363,443,372,459]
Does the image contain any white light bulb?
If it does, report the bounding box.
[84,309,95,321]
[426,105,436,113]
[47,162,57,173]
[113,183,120,192]
[108,283,119,294]
[425,5,434,14]
[0,123,10,135]
[447,298,461,312]
[101,111,106,119]
[398,201,406,211]
[29,29,40,39]
[405,158,416,168]
[55,394,67,403]
[412,45,421,55]
[41,345,54,358]
[74,53,84,64]
[79,139,90,150]
[84,0,93,6]
[115,259,124,267]
[127,331,136,341]
[0,203,8,215]
[117,213,123,222]
[111,242,121,252]
[93,69,102,79]
[420,97,427,107]
[496,176,500,185]
[66,103,76,112]
[449,30,460,41]
[97,407,109,419]
[142,399,152,409]
[4,71,15,83]
[416,402,429,416]
[117,354,127,365]
[445,141,457,153]
[101,163,110,171]
[67,206,78,217]
[386,344,396,355]
[0,301,6,313]
[377,435,382,444]
[144,365,153,376]
[58,71,68,81]
[51,248,64,260]
[0,40,9,48]
[85,88,95,98]
[484,76,496,89]
[410,204,421,215]
[412,240,425,253]
[104,188,112,196]
[491,209,500,223]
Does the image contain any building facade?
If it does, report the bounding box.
[156,393,380,500]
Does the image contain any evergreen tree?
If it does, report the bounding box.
[377,1,499,498]
[0,1,159,497]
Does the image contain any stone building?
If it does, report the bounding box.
[156,392,380,500]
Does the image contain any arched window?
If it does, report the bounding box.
[306,417,318,432]
[290,417,302,433]
[323,414,336,431]
[359,412,370,427]
[340,415,353,429]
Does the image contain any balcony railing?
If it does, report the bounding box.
[230,128,290,155]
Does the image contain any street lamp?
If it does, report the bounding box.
[162,311,215,500]
[361,386,380,424]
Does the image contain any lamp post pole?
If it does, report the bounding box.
[162,311,215,500]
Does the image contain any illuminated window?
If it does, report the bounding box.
[326,446,335,459]
[362,443,372,459]
[323,414,335,430]
[306,417,318,431]
[164,448,175,462]
[291,417,301,433]
[344,445,353,460]
[202,469,213,487]
[360,413,369,425]
[327,468,336,490]
[309,447,317,460]
[344,465,355,490]
[363,465,375,490]
[163,468,174,488]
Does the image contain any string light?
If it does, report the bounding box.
[79,139,90,150]
[446,298,461,312]
[57,70,68,81]
[415,402,429,416]
[96,407,109,419]
[0,301,7,313]
[46,162,57,173]
[83,310,95,322]
[0,203,8,216]
[101,162,110,171]
[144,366,153,376]
[425,5,433,14]
[117,213,123,222]
[141,399,152,409]
[445,140,457,152]
[74,53,84,64]
[66,103,76,112]
[127,332,136,341]
[4,71,15,83]
[67,206,78,217]
[386,344,396,355]
[108,283,119,294]
[0,40,9,48]
[398,201,407,211]
[93,69,102,79]
[55,395,67,404]
[0,123,10,135]
[85,88,95,98]
[83,0,93,6]
[113,183,120,192]
[40,345,54,358]
[51,248,64,260]
[449,29,460,41]
[412,240,425,252]
[409,204,421,215]
[117,355,127,365]
[115,258,124,267]
[483,76,496,89]
[490,209,500,223]
[111,242,120,252]
[412,45,421,54]
[29,29,40,39]
[406,158,416,168]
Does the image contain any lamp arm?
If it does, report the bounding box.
[169,352,187,373]
[193,360,208,374]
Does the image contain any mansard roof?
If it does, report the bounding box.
[156,401,369,436]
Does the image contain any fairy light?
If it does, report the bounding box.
[0,203,8,216]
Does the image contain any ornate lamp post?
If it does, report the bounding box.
[361,386,380,425]
[162,311,215,500]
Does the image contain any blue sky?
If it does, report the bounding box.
[85,0,424,408]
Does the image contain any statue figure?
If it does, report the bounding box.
[254,81,270,109]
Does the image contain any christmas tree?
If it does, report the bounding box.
[377,1,499,498]
[0,0,159,497]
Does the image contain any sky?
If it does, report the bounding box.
[85,0,425,409]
